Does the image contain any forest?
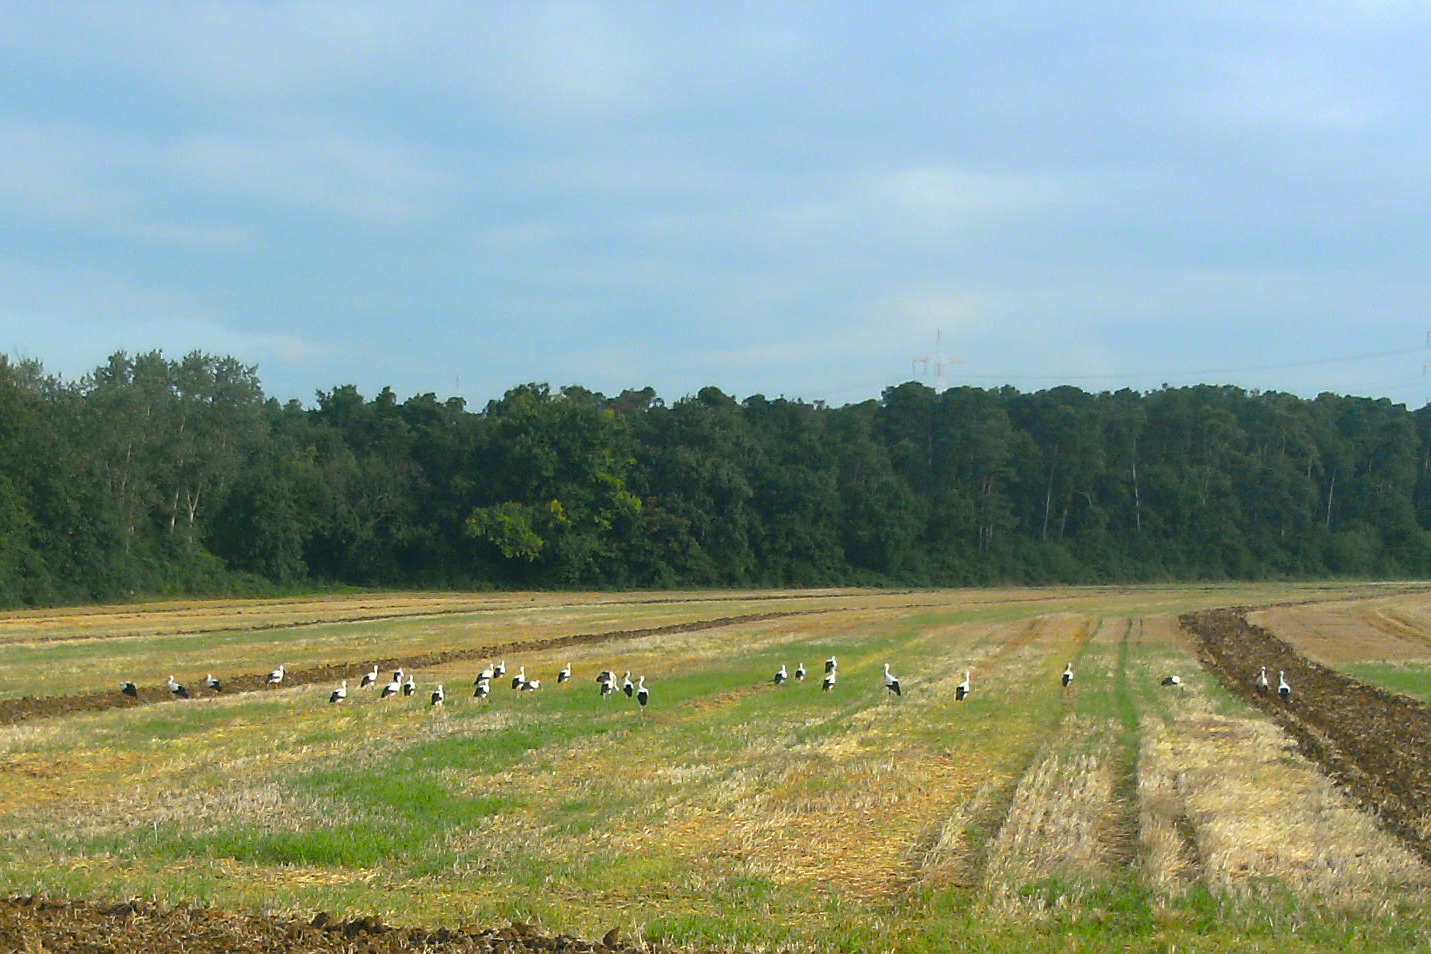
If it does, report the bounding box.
[2,349,1430,607]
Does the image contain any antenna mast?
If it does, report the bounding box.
[912,331,964,392]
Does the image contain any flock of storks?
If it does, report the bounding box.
[116,654,1295,712]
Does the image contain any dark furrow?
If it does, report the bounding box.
[1181,606,1431,867]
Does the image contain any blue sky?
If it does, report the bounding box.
[2,2,1429,407]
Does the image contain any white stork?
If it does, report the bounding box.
[558,664,572,684]
[476,663,496,683]
[635,675,649,708]
[622,671,634,698]
[380,677,401,699]
[402,675,416,697]
[825,656,837,675]
[431,684,445,707]
[166,675,189,699]
[204,673,223,692]
[1160,674,1182,687]
[521,678,542,692]
[359,665,379,689]
[795,663,807,682]
[955,670,970,701]
[773,664,788,687]
[329,679,348,704]
[1061,663,1073,689]
[266,665,286,689]
[883,663,902,698]
[493,660,507,678]
[511,665,527,691]
[1255,666,1270,693]
[120,681,138,699]
[474,678,491,701]
[822,670,837,692]
[599,676,616,700]
[1278,671,1291,701]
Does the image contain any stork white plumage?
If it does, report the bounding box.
[494,660,507,678]
[1160,675,1182,687]
[266,665,286,689]
[635,675,649,708]
[599,676,616,700]
[329,679,348,704]
[120,680,138,699]
[511,665,527,690]
[360,665,379,689]
[477,663,496,683]
[955,670,970,701]
[1255,666,1270,694]
[167,675,189,699]
[474,678,491,701]
[1278,670,1291,701]
[883,663,902,698]
[558,663,572,684]
[795,663,806,682]
[825,656,837,675]
[402,675,416,697]
[622,671,634,698]
[773,664,788,686]
[822,670,837,692]
[380,678,401,699]
[431,684,445,707]
[1061,663,1073,689]
[521,678,542,692]
[204,673,223,692]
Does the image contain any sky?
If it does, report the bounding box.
[2,2,1429,409]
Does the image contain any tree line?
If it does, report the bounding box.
[2,349,1429,607]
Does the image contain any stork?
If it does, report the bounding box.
[380,677,401,699]
[1255,666,1270,694]
[795,663,807,682]
[120,681,138,699]
[266,665,286,689]
[359,665,379,689]
[474,678,491,701]
[431,684,445,707]
[493,660,507,678]
[329,679,348,704]
[204,673,223,692]
[883,663,902,698]
[635,675,649,708]
[822,670,837,692]
[1278,670,1291,701]
[622,671,634,698]
[511,666,527,691]
[599,677,616,700]
[825,656,837,675]
[476,663,496,683]
[773,664,788,687]
[166,675,189,699]
[955,670,970,701]
[521,678,542,692]
[1160,675,1182,687]
[1061,663,1073,689]
[558,663,572,684]
[402,675,416,697]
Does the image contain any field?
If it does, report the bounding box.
[4,583,1431,953]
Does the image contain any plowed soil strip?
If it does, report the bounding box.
[0,895,671,954]
[1182,606,1431,865]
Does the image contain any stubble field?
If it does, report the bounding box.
[3,582,1431,953]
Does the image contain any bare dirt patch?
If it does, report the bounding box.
[0,895,663,954]
[1183,606,1431,866]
